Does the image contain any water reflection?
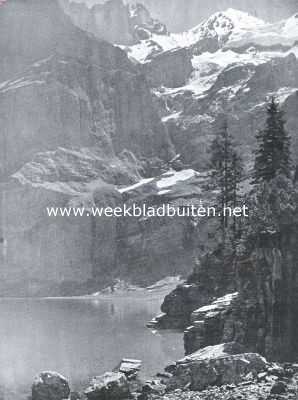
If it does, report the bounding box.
[0,295,183,399]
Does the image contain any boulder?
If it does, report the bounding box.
[84,372,130,400]
[32,371,70,400]
[119,358,142,378]
[270,381,287,395]
[167,343,268,391]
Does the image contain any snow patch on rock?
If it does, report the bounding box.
[157,169,197,189]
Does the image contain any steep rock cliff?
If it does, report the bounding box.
[61,0,167,45]
[0,0,192,295]
[234,228,298,361]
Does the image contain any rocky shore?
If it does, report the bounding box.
[29,345,298,400]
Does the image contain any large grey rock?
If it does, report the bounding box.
[32,371,70,400]
[167,343,268,391]
[84,372,129,400]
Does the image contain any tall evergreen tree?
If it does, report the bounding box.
[254,98,291,183]
[210,117,242,241]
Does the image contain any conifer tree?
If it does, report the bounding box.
[254,98,291,183]
[210,117,242,242]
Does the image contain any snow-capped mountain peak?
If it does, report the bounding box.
[123,9,298,64]
[188,8,267,45]
[282,13,298,37]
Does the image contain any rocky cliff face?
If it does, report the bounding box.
[0,54,171,178]
[149,248,236,329]
[2,0,298,298]
[0,165,210,296]
[142,48,193,88]
[61,0,167,45]
[0,0,189,296]
[154,179,298,363]
[234,227,298,361]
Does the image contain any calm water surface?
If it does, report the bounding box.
[0,293,183,399]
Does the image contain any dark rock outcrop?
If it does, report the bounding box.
[233,226,298,362]
[149,250,236,329]
[148,282,211,329]
[184,292,238,355]
[32,372,70,400]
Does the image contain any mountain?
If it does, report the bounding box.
[129,0,298,32]
[124,9,298,62]
[121,9,298,168]
[60,0,167,45]
[1,0,298,296]
[0,0,181,296]
[73,0,298,32]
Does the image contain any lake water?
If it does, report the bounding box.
[0,292,183,399]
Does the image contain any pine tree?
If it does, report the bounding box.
[254,97,291,183]
[231,151,243,234]
[210,117,243,242]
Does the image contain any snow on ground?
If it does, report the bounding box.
[146,276,182,291]
[157,169,197,189]
[162,111,182,123]
[179,9,298,51]
[117,169,199,194]
[269,87,298,103]
[122,9,298,68]
[88,276,183,298]
[163,48,295,97]
[118,178,155,193]
[172,9,267,49]
[179,343,230,362]
[227,13,298,49]
[0,78,45,93]
[192,292,239,315]
[153,45,297,98]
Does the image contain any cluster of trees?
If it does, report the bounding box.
[207,98,296,361]
[210,97,293,247]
